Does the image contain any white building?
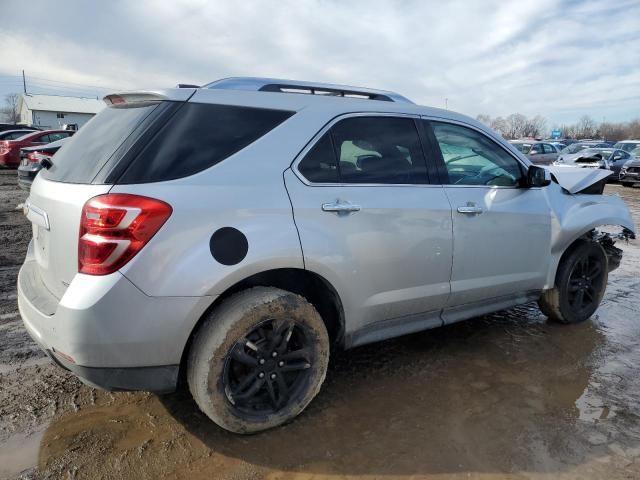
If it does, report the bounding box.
[17,94,105,129]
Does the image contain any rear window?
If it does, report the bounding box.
[40,103,160,183]
[118,103,294,183]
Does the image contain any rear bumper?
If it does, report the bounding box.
[45,349,179,393]
[18,253,214,393]
[17,165,39,190]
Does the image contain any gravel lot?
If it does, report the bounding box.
[1,169,639,480]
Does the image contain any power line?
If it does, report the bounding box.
[0,73,124,91]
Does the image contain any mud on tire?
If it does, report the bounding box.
[187,287,330,434]
[538,241,608,324]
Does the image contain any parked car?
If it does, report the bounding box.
[17,138,69,190]
[0,128,38,140]
[559,141,614,157]
[554,148,633,180]
[0,123,40,133]
[509,140,561,165]
[0,130,74,167]
[18,78,635,434]
[619,157,640,187]
[613,140,640,153]
[548,141,567,150]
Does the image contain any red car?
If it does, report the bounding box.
[0,129,74,167]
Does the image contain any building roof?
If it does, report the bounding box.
[20,94,104,114]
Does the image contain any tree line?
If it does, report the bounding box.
[476,113,640,142]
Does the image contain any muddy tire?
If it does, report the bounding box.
[538,242,608,324]
[187,287,329,434]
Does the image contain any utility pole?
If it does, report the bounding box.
[22,70,27,94]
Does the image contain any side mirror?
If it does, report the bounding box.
[529,150,538,155]
[527,165,551,187]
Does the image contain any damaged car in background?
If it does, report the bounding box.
[554,147,633,180]
[17,78,636,434]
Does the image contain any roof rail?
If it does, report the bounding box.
[203,77,414,104]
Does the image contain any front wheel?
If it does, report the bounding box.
[187,287,329,434]
[538,242,608,324]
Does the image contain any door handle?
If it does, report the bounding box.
[457,205,483,215]
[322,202,361,214]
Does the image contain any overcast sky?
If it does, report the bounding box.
[0,0,638,127]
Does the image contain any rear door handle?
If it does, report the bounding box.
[322,202,361,214]
[457,205,483,215]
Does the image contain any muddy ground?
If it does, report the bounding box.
[0,169,639,480]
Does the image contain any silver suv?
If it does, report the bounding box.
[18,78,635,433]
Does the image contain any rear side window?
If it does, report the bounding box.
[119,103,294,183]
[40,103,160,184]
[298,116,428,184]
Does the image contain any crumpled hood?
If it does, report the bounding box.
[546,165,613,194]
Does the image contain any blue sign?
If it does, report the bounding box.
[551,129,561,139]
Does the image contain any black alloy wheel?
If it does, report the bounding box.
[223,319,313,415]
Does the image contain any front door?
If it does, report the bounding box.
[425,120,551,322]
[285,115,453,342]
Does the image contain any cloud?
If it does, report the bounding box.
[0,0,638,125]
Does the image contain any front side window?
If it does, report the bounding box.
[431,122,524,187]
[297,116,428,184]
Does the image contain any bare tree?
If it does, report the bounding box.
[576,115,597,139]
[1,93,21,124]
[475,114,492,126]
[490,116,508,137]
[504,113,527,139]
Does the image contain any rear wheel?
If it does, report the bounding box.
[187,287,329,434]
[538,242,608,324]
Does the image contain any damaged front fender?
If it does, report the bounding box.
[544,184,636,288]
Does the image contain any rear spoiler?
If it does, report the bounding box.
[103,92,168,106]
[103,88,196,106]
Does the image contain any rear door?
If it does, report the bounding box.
[424,120,551,322]
[285,115,453,340]
[26,101,166,299]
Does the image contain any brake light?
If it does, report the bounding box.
[78,194,172,275]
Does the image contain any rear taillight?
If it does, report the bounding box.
[29,151,53,163]
[78,194,172,275]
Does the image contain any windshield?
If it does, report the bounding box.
[563,143,595,154]
[613,142,639,153]
[512,143,532,154]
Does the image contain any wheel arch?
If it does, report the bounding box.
[178,267,345,382]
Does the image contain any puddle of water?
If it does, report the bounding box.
[0,429,44,479]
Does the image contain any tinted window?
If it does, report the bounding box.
[41,103,160,183]
[298,133,339,183]
[120,103,294,183]
[332,117,427,184]
[432,122,524,187]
